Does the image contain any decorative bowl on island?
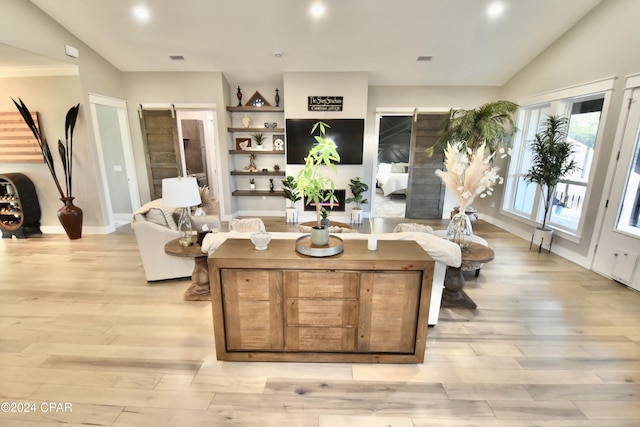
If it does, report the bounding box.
[250,232,272,250]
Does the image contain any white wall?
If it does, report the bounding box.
[1,0,127,234]
[283,72,369,223]
[487,0,640,266]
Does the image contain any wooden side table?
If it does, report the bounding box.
[164,239,210,301]
[442,242,494,309]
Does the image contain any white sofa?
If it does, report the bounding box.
[131,199,220,282]
[201,230,461,325]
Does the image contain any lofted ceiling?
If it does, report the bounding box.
[23,0,602,86]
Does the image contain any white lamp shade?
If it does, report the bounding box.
[162,177,201,208]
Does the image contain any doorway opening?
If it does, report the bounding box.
[374,115,412,218]
[89,94,140,230]
[139,105,221,216]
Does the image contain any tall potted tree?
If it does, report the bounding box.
[428,100,518,157]
[295,121,340,245]
[524,115,579,251]
[428,100,518,228]
[346,176,368,224]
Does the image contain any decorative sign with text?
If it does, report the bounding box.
[308,96,343,111]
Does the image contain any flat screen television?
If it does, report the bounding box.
[286,119,365,165]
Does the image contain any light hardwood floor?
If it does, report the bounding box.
[1,217,639,426]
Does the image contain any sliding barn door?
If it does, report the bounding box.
[405,113,446,219]
[139,109,181,200]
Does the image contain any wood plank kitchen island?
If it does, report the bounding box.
[208,238,435,363]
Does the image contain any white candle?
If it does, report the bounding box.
[368,236,377,251]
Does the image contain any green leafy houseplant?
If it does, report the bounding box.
[524,115,579,230]
[295,121,340,228]
[427,100,518,158]
[345,176,369,209]
[281,176,301,208]
[251,132,265,147]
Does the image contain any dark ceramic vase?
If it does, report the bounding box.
[57,197,83,240]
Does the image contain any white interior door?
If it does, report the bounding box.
[89,94,141,228]
[592,76,640,291]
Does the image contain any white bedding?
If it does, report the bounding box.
[376,163,409,196]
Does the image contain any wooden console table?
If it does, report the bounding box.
[208,239,435,363]
[442,242,494,309]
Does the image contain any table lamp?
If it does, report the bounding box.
[162,176,201,247]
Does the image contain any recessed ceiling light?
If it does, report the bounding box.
[133,5,150,22]
[487,1,505,19]
[310,2,326,18]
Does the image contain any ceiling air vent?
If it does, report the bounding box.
[169,55,185,61]
[416,56,433,62]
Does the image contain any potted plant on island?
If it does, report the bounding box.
[295,121,340,246]
[524,115,579,252]
[346,176,369,225]
[281,175,301,223]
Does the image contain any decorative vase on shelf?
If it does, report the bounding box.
[242,113,250,128]
[57,197,83,240]
[447,210,473,250]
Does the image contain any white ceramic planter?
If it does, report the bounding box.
[310,226,329,246]
[351,208,363,225]
[530,227,554,253]
[285,207,298,224]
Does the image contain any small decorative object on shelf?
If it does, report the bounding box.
[243,154,258,172]
[275,88,280,107]
[273,164,280,171]
[273,135,284,150]
[236,137,251,150]
[264,122,277,128]
[236,86,243,107]
[269,179,275,193]
[242,113,250,128]
[249,178,256,191]
[252,133,265,148]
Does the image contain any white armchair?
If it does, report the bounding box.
[132,218,193,281]
[131,199,220,282]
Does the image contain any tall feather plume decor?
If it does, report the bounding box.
[435,142,507,248]
[12,98,83,239]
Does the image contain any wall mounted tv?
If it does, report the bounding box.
[286,119,365,165]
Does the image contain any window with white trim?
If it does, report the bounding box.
[502,78,614,237]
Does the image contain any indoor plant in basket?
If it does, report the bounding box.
[346,176,369,224]
[12,98,82,240]
[295,121,340,245]
[524,115,579,251]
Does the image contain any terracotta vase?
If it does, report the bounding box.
[57,197,83,240]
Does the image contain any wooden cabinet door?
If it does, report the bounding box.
[221,269,284,351]
[357,271,422,353]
